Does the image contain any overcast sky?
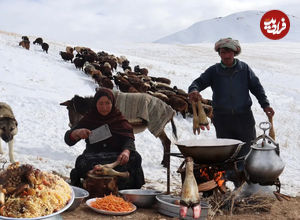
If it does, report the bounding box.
[0,0,299,46]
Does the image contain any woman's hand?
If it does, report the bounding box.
[118,149,130,165]
[71,128,91,140]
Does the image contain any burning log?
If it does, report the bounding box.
[180,157,201,219]
[198,167,227,194]
[197,180,217,192]
[177,161,228,196]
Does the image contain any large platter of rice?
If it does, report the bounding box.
[0,163,74,219]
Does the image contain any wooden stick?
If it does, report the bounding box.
[198,180,217,192]
[268,115,275,140]
[273,191,291,201]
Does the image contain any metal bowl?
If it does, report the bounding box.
[67,186,89,211]
[119,189,164,208]
[0,187,74,220]
[156,195,209,220]
[175,138,244,164]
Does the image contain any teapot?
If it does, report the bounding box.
[245,122,285,185]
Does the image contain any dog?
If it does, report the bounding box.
[0,102,18,163]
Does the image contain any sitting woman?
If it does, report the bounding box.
[64,88,145,190]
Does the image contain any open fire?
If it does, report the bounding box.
[178,162,227,195]
[198,167,226,192]
[199,168,225,187]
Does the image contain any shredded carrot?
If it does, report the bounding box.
[90,194,134,212]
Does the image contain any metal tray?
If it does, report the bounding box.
[156,195,209,220]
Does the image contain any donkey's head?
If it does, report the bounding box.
[60,95,93,128]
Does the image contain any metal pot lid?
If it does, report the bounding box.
[175,138,244,148]
[251,142,276,150]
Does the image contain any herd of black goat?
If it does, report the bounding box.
[19,36,49,53]
[18,35,213,119]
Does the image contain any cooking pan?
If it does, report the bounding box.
[175,138,244,164]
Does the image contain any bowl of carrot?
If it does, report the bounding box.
[86,194,136,215]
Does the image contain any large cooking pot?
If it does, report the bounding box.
[175,138,244,164]
[245,122,285,185]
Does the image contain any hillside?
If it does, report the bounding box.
[155,10,300,44]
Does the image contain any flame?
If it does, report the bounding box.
[199,168,210,180]
[214,171,225,187]
[199,168,225,187]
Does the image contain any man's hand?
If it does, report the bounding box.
[188,91,201,103]
[263,106,275,117]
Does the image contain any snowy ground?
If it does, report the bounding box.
[1,31,300,196]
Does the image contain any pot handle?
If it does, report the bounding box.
[255,121,279,150]
[228,143,244,161]
[259,121,271,134]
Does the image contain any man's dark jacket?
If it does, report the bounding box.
[188,59,270,114]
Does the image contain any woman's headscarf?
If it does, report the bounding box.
[76,88,134,139]
[214,37,241,56]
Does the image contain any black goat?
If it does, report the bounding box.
[59,51,74,62]
[73,58,85,70]
[33,37,43,46]
[42,43,49,53]
[22,36,29,41]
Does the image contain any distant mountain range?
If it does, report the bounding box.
[154,10,300,44]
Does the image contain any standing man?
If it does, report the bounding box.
[188,38,274,186]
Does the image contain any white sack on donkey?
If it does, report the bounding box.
[0,102,18,163]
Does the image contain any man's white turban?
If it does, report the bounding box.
[215,38,241,56]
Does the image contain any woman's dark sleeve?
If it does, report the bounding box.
[64,128,80,146]
[121,137,136,151]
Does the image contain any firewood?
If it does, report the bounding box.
[273,191,291,201]
[198,180,217,192]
